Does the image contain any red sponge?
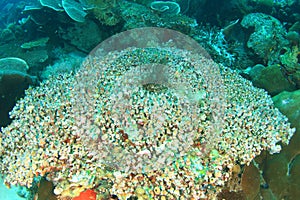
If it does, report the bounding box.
[72,189,97,200]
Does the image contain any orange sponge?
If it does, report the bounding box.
[72,189,97,200]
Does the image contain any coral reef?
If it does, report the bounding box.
[193,25,236,67]
[0,57,29,73]
[88,0,121,26]
[245,64,296,96]
[20,37,49,49]
[241,13,288,64]
[39,0,88,22]
[247,89,300,199]
[119,1,234,65]
[150,1,181,16]
[280,46,300,88]
[0,57,36,126]
[57,19,107,53]
[40,51,84,80]
[61,0,87,23]
[120,1,197,34]
[40,0,63,11]
[37,0,120,26]
[273,90,300,127]
[1,0,300,199]
[0,19,50,74]
[0,28,295,199]
[273,89,300,163]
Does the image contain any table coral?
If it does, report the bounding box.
[150,1,181,16]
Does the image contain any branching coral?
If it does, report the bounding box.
[0,28,295,199]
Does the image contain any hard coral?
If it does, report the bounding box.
[0,28,295,199]
[241,13,288,64]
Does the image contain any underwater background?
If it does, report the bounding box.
[0,0,300,199]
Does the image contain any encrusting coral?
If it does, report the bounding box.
[241,13,288,64]
[0,28,295,199]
